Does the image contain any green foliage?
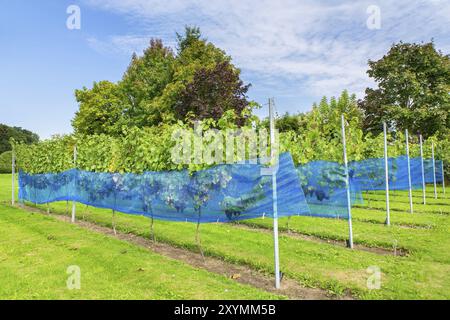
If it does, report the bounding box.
[72,27,253,135]
[278,90,365,163]
[275,90,449,176]
[20,87,450,175]
[261,112,308,133]
[14,111,259,174]
[0,124,39,154]
[72,81,125,136]
[0,151,12,173]
[176,26,203,53]
[120,39,176,127]
[14,135,76,174]
[359,41,450,137]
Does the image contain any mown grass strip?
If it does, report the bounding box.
[0,204,280,300]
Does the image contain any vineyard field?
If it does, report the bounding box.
[1,174,449,299]
[0,175,282,300]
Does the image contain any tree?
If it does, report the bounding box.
[169,26,254,124]
[359,41,450,137]
[72,81,125,136]
[279,90,365,163]
[176,26,203,53]
[0,124,39,154]
[174,61,252,126]
[120,39,175,127]
[260,112,307,133]
[72,27,253,133]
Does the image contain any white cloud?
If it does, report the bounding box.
[87,34,177,56]
[83,0,450,106]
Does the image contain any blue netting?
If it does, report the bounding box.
[424,159,443,183]
[295,161,359,219]
[18,152,311,223]
[349,156,439,192]
[20,150,442,222]
[348,158,386,191]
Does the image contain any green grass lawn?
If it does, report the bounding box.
[0,177,281,300]
[1,174,450,299]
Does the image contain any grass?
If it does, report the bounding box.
[0,179,281,300]
[1,174,450,299]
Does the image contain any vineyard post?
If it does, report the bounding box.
[383,122,390,226]
[11,148,15,206]
[432,142,437,199]
[341,115,353,249]
[269,98,281,289]
[419,135,426,205]
[405,129,413,213]
[442,161,446,195]
[71,145,77,223]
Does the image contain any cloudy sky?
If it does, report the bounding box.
[1,0,449,139]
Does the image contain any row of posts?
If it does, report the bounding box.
[383,124,445,226]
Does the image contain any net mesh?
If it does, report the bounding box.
[19,152,312,223]
[296,161,360,219]
[348,157,443,191]
[424,159,443,183]
[18,153,444,222]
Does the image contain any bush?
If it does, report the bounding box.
[0,151,12,173]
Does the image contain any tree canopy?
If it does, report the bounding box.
[359,41,450,137]
[72,27,253,135]
[0,123,39,154]
[68,36,449,174]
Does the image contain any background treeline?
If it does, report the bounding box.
[11,28,450,177]
[0,124,39,173]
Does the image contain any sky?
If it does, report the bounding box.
[0,0,449,139]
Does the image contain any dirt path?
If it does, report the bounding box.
[12,203,352,300]
[235,222,408,257]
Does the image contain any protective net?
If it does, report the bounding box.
[295,161,360,219]
[18,151,444,223]
[424,159,443,183]
[349,156,425,191]
[18,152,311,223]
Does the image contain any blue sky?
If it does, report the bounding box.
[1,0,449,139]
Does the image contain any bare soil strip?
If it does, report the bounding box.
[234,222,408,257]
[10,203,352,300]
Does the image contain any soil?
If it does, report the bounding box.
[234,222,409,257]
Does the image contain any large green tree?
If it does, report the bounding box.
[120,39,175,127]
[359,42,450,137]
[72,81,125,136]
[72,27,253,135]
